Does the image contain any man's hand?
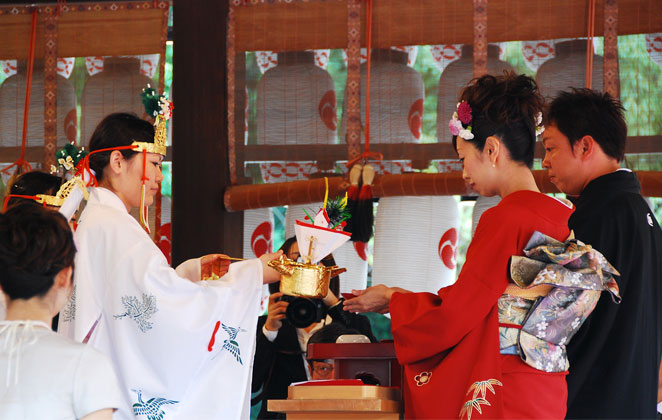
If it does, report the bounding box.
[259,250,284,284]
[264,292,289,332]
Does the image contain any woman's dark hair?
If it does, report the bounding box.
[88,112,155,181]
[0,202,76,300]
[452,72,544,168]
[269,237,299,294]
[6,171,62,209]
[546,88,626,162]
[278,236,298,256]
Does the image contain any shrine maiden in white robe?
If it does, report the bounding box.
[59,187,263,420]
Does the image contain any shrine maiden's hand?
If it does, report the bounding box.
[264,292,288,332]
[342,284,395,314]
[200,254,232,280]
[259,250,284,284]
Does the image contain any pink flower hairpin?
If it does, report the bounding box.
[449,101,474,140]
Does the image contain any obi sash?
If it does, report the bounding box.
[497,231,621,373]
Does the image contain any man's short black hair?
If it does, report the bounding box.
[546,88,627,162]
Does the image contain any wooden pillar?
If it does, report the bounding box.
[172,0,243,266]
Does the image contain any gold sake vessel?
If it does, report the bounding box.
[268,256,347,299]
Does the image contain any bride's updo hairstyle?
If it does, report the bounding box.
[453,72,544,168]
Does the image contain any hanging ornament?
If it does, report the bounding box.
[521,40,555,72]
[430,44,463,73]
[0,60,17,77]
[645,33,662,66]
[256,51,278,74]
[56,57,76,79]
[85,56,104,76]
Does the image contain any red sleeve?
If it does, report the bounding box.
[390,208,521,364]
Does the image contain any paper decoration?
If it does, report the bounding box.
[2,58,75,79]
[343,46,419,67]
[645,33,662,66]
[84,54,160,78]
[256,50,331,74]
[522,40,555,72]
[295,220,351,264]
[430,44,463,73]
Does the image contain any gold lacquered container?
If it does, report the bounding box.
[268,257,346,299]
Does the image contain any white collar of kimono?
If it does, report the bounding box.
[90,187,130,214]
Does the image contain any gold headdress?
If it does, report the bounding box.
[36,175,89,217]
[131,85,172,233]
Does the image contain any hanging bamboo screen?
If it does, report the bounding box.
[225,0,662,211]
[0,1,171,254]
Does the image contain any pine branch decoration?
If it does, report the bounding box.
[141,85,163,118]
[325,195,351,229]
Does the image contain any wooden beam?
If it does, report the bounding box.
[172,0,243,265]
[234,0,662,52]
[224,170,662,211]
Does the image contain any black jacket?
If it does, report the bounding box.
[251,303,375,419]
[566,170,662,419]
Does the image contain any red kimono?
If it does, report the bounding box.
[390,191,573,419]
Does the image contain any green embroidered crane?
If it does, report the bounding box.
[131,389,178,420]
[221,323,243,365]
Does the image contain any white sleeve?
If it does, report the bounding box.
[262,324,278,342]
[72,345,124,419]
[175,258,202,282]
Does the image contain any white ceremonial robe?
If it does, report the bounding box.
[58,187,262,420]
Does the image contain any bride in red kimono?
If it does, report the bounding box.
[343,73,619,419]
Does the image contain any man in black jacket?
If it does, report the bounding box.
[542,88,662,418]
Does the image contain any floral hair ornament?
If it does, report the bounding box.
[448,101,475,140]
[2,144,90,219]
[535,112,545,137]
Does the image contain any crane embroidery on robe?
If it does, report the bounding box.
[459,379,503,420]
[61,285,76,322]
[219,323,245,365]
[131,389,178,420]
[114,293,159,333]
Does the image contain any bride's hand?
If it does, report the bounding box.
[342,284,394,314]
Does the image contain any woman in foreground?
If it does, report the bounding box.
[0,203,122,419]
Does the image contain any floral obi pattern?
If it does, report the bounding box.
[497,231,621,373]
